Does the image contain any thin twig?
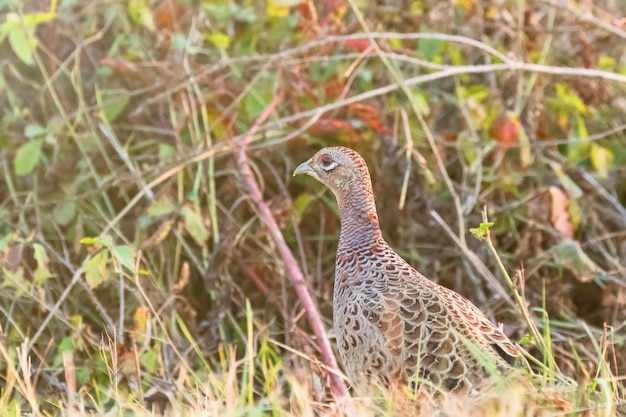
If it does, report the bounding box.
[261,62,626,133]
[96,57,626,243]
[347,0,469,246]
[125,31,626,117]
[27,256,93,351]
[539,0,626,39]
[429,210,515,308]
[234,91,355,412]
[540,150,626,225]
[480,208,546,354]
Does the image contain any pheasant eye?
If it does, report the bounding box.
[320,155,336,170]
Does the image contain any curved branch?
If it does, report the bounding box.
[234,91,356,413]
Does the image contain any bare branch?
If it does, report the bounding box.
[234,91,355,412]
[539,0,626,39]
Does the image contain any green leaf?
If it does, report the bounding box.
[3,267,26,297]
[181,205,209,245]
[558,175,583,199]
[232,6,258,22]
[84,251,108,288]
[22,12,56,27]
[58,335,74,353]
[293,193,315,219]
[100,235,113,247]
[598,55,615,71]
[24,124,47,138]
[79,234,113,248]
[8,25,36,65]
[469,221,494,241]
[266,0,289,17]
[566,118,589,165]
[2,10,54,65]
[575,115,588,139]
[555,83,586,114]
[76,366,91,386]
[590,144,614,178]
[33,243,53,283]
[102,94,129,123]
[241,74,276,120]
[53,201,76,226]
[207,32,231,49]
[111,245,136,271]
[552,239,603,283]
[128,0,155,31]
[147,200,175,217]
[80,237,100,245]
[458,130,477,166]
[140,348,159,373]
[53,336,74,367]
[519,335,535,345]
[203,2,232,21]
[547,160,584,200]
[418,37,443,62]
[13,138,43,176]
[243,90,269,120]
[412,92,430,116]
[70,314,84,328]
[309,60,339,83]
[80,236,110,247]
[158,144,175,161]
[0,231,17,253]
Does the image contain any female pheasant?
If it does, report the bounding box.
[293,146,520,394]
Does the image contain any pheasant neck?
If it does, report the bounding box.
[336,186,382,253]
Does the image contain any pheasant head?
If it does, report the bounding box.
[293,146,381,249]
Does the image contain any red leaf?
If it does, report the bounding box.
[549,186,574,238]
[489,111,520,151]
[345,39,372,52]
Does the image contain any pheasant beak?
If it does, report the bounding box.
[292,159,314,177]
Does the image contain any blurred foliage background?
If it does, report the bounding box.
[0,0,625,415]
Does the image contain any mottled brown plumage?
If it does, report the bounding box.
[293,146,519,393]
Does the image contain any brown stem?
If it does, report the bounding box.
[235,91,354,413]
[241,265,270,295]
[241,264,290,321]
